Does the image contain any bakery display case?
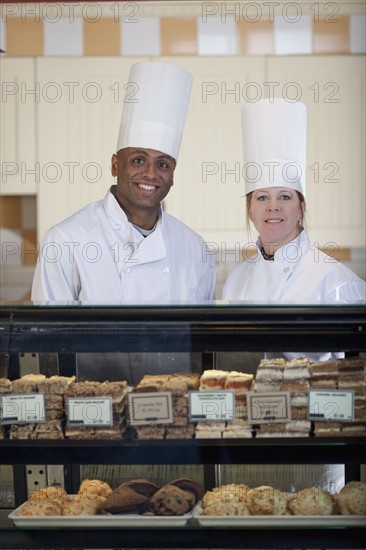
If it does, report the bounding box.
[0,302,365,549]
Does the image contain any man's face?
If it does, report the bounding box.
[111,148,175,214]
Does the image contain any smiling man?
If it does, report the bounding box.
[32,62,215,303]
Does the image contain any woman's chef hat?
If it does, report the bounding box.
[116,62,193,160]
[241,98,307,196]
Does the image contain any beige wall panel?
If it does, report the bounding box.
[158,56,266,249]
[36,56,365,250]
[36,57,148,239]
[268,55,365,248]
[0,58,37,195]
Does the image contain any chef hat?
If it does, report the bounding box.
[116,62,193,160]
[241,98,307,196]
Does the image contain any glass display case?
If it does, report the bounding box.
[0,302,365,549]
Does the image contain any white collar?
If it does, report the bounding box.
[103,187,163,228]
[256,229,310,263]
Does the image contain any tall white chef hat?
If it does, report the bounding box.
[241,98,307,196]
[116,62,193,160]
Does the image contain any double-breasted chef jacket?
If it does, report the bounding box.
[223,229,365,304]
[32,188,215,303]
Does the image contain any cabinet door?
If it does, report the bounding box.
[36,57,147,239]
[0,58,37,195]
[268,56,365,248]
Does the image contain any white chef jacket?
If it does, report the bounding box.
[32,188,215,302]
[222,229,366,362]
[223,229,365,303]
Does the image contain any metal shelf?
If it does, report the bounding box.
[1,304,365,353]
[1,437,365,465]
[0,525,365,549]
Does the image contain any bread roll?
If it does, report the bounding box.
[29,485,69,504]
[19,500,61,516]
[247,486,288,515]
[77,479,112,501]
[336,481,366,515]
[287,487,334,515]
[203,500,251,516]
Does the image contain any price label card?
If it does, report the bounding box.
[247,392,291,423]
[67,397,112,426]
[1,394,45,424]
[189,391,235,422]
[308,390,354,421]
[128,392,173,425]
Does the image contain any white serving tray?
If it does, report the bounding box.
[9,498,193,528]
[192,505,366,527]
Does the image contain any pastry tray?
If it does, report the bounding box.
[9,498,193,528]
[192,505,366,527]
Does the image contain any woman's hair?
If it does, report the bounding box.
[246,190,306,235]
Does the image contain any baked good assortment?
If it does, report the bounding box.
[310,357,366,436]
[14,477,201,517]
[253,357,311,437]
[0,375,128,440]
[196,369,254,439]
[12,479,366,519]
[195,357,365,439]
[100,476,201,516]
[16,480,112,516]
[65,380,128,439]
[3,375,76,439]
[255,356,366,438]
[201,481,366,516]
[132,373,199,440]
[1,356,365,440]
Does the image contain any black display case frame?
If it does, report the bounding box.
[0,302,365,549]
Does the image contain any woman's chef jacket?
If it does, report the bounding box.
[222,229,366,361]
[223,229,365,303]
[32,188,215,302]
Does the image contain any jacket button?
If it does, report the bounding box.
[284,267,290,273]
[163,266,170,273]
[124,267,131,273]
[114,224,121,230]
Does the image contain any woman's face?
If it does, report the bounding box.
[249,187,305,251]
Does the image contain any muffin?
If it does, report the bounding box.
[148,484,195,516]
